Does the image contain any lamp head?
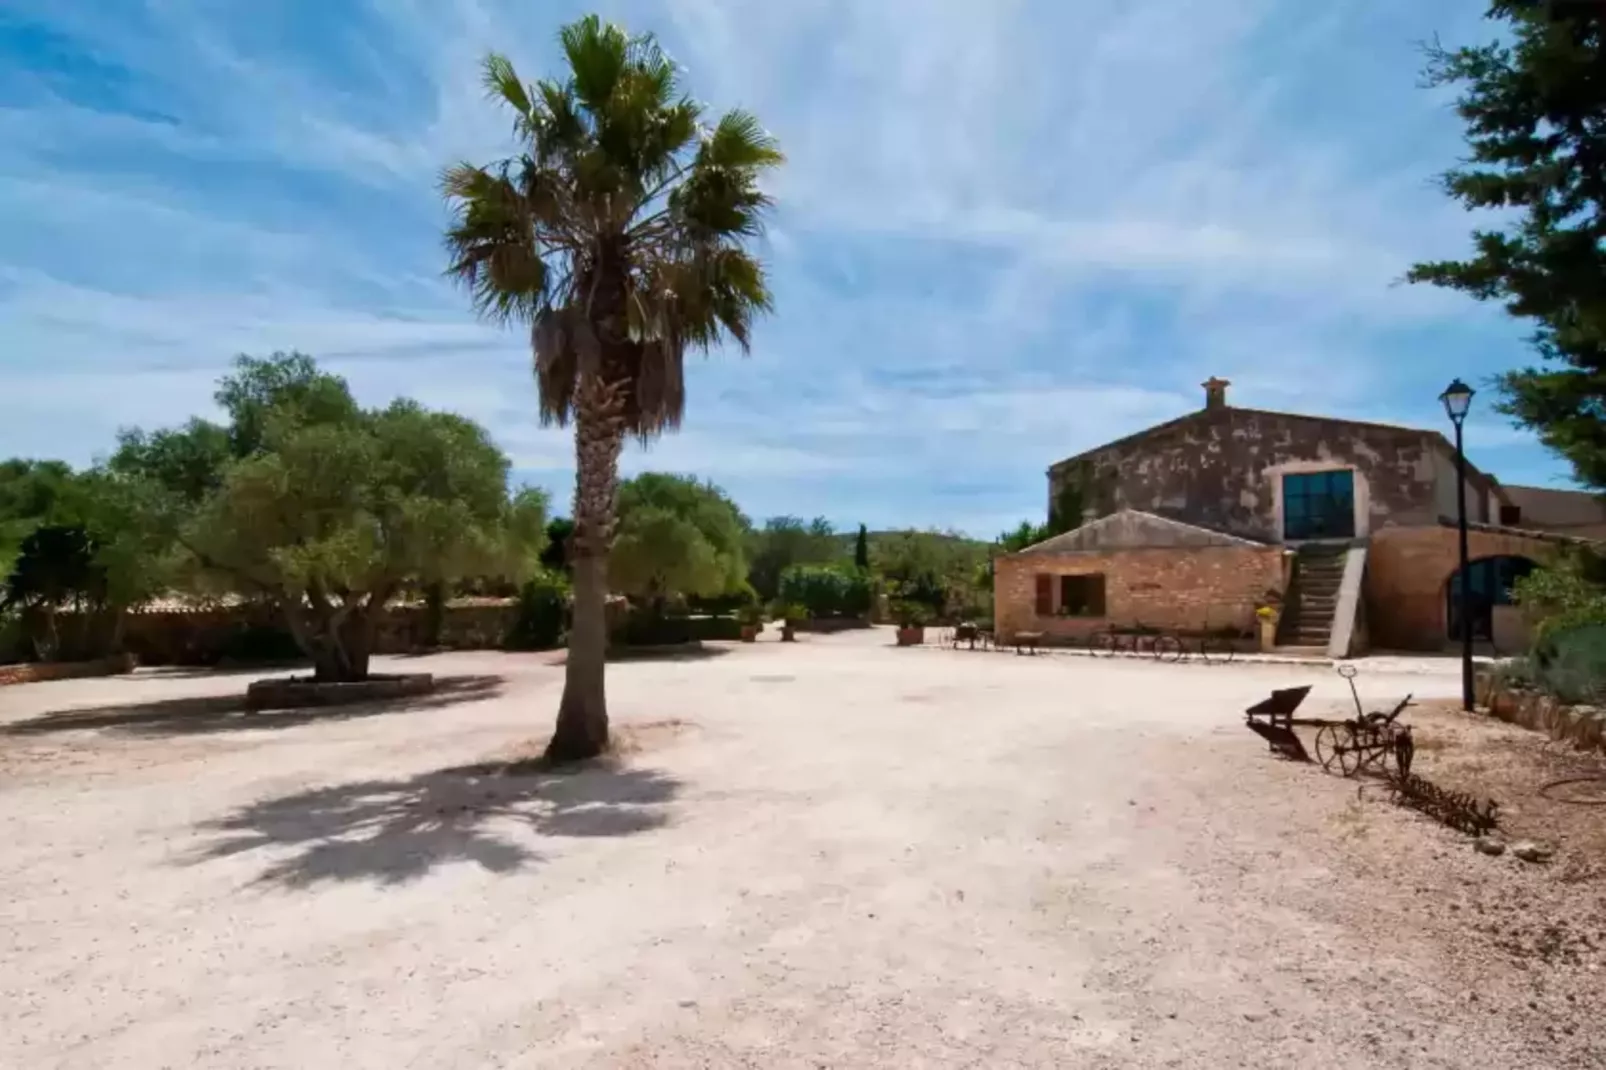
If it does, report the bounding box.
[1440,378,1475,424]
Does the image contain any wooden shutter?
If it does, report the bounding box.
[1034,574,1053,616]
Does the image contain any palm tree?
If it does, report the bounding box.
[442,16,783,762]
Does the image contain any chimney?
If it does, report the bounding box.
[1202,376,1230,411]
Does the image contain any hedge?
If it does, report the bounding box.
[777,564,873,619]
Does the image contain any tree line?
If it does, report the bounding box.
[0,351,1005,673]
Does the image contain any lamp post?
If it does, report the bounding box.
[1440,378,1476,711]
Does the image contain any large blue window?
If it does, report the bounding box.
[1282,470,1356,541]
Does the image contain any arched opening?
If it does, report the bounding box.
[1446,555,1538,642]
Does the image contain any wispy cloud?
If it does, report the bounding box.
[0,0,1563,536]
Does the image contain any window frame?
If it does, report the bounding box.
[1056,573,1107,617]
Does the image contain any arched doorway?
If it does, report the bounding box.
[1446,555,1538,643]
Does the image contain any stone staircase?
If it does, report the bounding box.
[1278,544,1349,650]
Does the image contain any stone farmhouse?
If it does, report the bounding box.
[994,378,1606,654]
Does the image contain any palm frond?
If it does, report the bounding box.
[701,110,785,170]
[533,309,580,427]
[440,163,549,325]
[482,52,534,119]
[560,15,631,117]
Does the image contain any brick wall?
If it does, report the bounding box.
[994,546,1287,644]
[1365,526,1564,651]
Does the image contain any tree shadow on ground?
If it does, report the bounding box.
[187,760,680,887]
[0,675,505,739]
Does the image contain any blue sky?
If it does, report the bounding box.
[0,0,1571,537]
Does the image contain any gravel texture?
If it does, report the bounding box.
[1,634,1601,1068]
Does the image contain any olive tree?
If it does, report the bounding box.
[125,354,545,681]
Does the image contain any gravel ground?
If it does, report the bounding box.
[1,633,1601,1069]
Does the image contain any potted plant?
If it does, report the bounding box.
[736,602,764,643]
[777,602,807,643]
[1255,605,1280,651]
[893,601,930,646]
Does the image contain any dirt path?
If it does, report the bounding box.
[1,638,1599,1068]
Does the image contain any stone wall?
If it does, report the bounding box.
[994,545,1287,644]
[1048,408,1493,544]
[1364,526,1564,651]
[0,654,137,687]
[1475,670,1606,754]
[66,602,519,668]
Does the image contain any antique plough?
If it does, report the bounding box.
[1244,665,1415,778]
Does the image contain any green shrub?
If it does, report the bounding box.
[687,582,759,617]
[611,610,744,646]
[614,611,692,647]
[690,615,742,641]
[891,600,932,628]
[778,564,872,619]
[1532,623,1606,704]
[1514,551,1606,643]
[505,573,569,651]
[0,610,25,663]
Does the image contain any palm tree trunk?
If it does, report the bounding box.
[546,377,625,763]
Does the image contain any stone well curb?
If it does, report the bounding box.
[244,673,435,712]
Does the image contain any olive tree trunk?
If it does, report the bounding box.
[545,377,626,763]
[282,595,379,683]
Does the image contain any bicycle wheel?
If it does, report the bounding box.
[1198,635,1235,665]
[1091,630,1119,658]
[1150,634,1184,663]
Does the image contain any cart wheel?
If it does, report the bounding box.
[1335,724,1363,777]
[1315,724,1361,776]
[1314,724,1341,772]
[1151,634,1184,663]
[1091,630,1118,658]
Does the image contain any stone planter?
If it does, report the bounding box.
[739,624,760,643]
[896,626,925,647]
[1257,617,1279,652]
[780,623,797,642]
[245,672,434,712]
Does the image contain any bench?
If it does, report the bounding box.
[1013,631,1043,656]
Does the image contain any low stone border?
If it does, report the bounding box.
[244,673,435,712]
[791,618,870,634]
[607,641,707,660]
[1474,671,1606,753]
[0,653,138,687]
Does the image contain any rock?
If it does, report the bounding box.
[1512,841,1554,864]
[1475,837,1507,857]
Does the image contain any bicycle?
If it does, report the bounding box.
[1091,624,1172,660]
[1196,631,1239,665]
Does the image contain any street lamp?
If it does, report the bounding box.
[1440,378,1476,711]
